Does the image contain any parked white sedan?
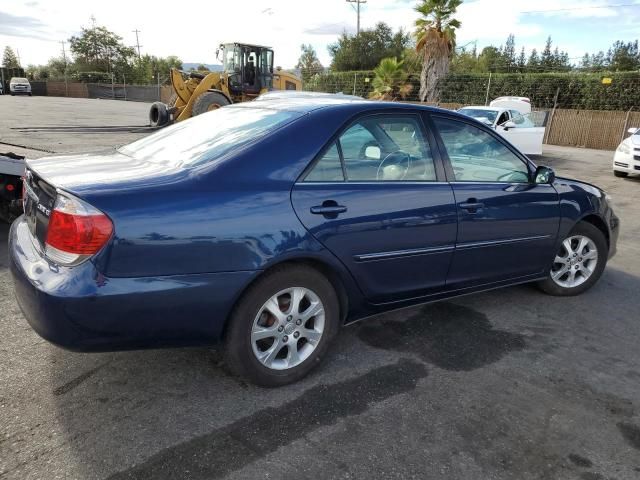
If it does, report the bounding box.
[458,106,545,155]
[613,128,640,177]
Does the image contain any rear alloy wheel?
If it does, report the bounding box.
[224,265,339,386]
[192,91,230,116]
[538,222,607,296]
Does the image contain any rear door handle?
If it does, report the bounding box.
[310,205,347,215]
[459,200,484,213]
[310,200,347,218]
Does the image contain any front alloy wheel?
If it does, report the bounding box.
[550,235,598,288]
[538,221,607,296]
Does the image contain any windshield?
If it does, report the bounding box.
[11,78,28,83]
[119,106,302,167]
[458,108,498,124]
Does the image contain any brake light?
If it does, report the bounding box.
[44,192,113,266]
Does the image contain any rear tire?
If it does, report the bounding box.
[192,91,230,116]
[149,101,169,127]
[224,264,340,387]
[614,170,628,178]
[537,221,608,296]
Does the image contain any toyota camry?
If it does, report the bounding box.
[9,97,619,386]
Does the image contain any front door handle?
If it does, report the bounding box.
[310,200,347,218]
[459,199,484,213]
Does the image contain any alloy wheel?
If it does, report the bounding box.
[550,235,599,288]
[251,287,325,370]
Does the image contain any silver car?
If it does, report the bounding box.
[9,77,32,96]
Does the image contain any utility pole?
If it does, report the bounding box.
[346,0,367,35]
[61,40,68,97]
[132,29,142,61]
[16,49,21,67]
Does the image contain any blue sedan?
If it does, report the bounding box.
[9,97,619,386]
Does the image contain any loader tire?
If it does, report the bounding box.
[192,92,230,116]
[149,101,169,127]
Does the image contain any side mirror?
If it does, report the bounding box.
[365,145,381,160]
[502,121,517,130]
[628,127,639,135]
[535,166,555,184]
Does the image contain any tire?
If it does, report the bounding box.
[224,264,340,387]
[537,221,608,296]
[192,91,230,116]
[614,170,628,178]
[149,101,169,127]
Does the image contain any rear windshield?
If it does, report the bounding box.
[119,106,303,167]
[11,77,28,83]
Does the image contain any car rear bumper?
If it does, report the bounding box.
[9,217,257,352]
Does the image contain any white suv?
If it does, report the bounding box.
[613,128,640,177]
[9,77,32,96]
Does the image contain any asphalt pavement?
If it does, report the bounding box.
[1,96,639,480]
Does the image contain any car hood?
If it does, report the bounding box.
[629,135,640,147]
[27,150,193,195]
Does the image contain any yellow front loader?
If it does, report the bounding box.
[149,42,302,127]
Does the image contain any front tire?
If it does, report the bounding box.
[538,221,608,296]
[613,170,628,178]
[224,264,340,387]
[192,91,230,116]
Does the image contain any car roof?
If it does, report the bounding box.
[234,95,449,115]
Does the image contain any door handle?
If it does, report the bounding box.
[459,200,484,213]
[310,201,347,217]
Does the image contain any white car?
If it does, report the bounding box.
[458,98,545,155]
[613,128,640,177]
[9,77,32,96]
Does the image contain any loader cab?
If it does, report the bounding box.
[221,43,274,98]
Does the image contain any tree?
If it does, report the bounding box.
[503,34,516,71]
[608,40,640,71]
[477,46,501,73]
[329,22,410,71]
[527,48,540,69]
[414,0,462,102]
[296,44,323,82]
[517,47,526,71]
[540,36,553,69]
[2,46,20,68]
[69,21,135,76]
[369,57,412,100]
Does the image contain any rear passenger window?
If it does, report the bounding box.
[304,142,344,182]
[341,117,436,181]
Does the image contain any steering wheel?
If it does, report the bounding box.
[376,151,411,181]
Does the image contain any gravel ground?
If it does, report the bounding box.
[1,97,639,480]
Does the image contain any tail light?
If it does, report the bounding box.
[45,192,113,266]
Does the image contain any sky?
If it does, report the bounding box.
[1,0,639,69]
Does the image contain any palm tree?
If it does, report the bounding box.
[414,0,461,102]
[369,57,413,101]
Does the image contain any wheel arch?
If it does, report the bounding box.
[578,213,610,247]
[219,256,352,341]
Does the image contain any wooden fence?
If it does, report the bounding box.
[416,102,637,151]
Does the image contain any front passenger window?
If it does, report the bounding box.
[433,117,530,183]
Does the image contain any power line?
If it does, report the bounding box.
[521,2,640,14]
[346,0,367,35]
